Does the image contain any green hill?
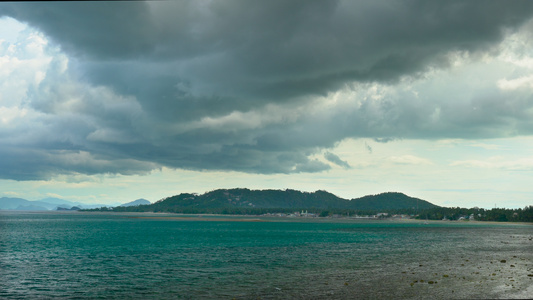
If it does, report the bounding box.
[109,188,438,214]
[351,192,435,210]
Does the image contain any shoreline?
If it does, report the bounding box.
[2,210,532,225]
[397,217,533,226]
[12,210,532,225]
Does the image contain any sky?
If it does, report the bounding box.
[1,1,533,208]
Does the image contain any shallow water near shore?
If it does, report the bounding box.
[1,212,532,299]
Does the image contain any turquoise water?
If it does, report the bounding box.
[1,212,532,299]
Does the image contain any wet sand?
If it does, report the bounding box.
[326,230,533,299]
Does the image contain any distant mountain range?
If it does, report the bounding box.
[2,189,438,213]
[119,199,151,207]
[110,188,438,213]
[0,197,148,211]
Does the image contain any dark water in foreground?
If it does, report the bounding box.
[1,212,532,299]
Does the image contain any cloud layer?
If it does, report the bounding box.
[2,1,533,180]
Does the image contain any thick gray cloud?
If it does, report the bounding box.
[324,152,351,169]
[6,1,533,104]
[2,1,533,180]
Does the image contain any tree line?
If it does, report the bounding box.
[86,205,533,222]
[414,206,533,222]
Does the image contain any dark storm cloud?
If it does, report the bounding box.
[324,152,351,169]
[2,0,533,179]
[6,1,533,105]
[0,146,158,181]
[1,2,157,60]
[365,143,373,154]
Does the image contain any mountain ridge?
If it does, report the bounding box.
[110,188,438,213]
[119,199,151,207]
[0,197,114,211]
[1,189,438,212]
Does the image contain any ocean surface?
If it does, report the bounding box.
[1,212,532,299]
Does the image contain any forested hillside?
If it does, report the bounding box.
[102,188,437,214]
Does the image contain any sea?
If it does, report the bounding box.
[1,212,532,299]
